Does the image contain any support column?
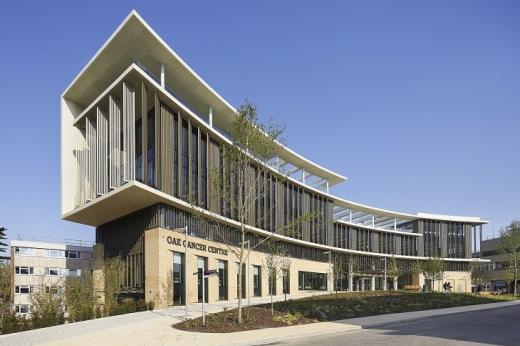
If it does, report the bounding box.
[209,106,213,127]
[393,276,398,290]
[361,278,365,291]
[371,276,376,291]
[160,64,165,88]
[348,265,353,291]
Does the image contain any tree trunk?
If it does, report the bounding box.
[270,282,274,316]
[514,263,518,296]
[237,228,245,324]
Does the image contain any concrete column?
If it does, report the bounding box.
[361,278,365,291]
[348,272,353,291]
[393,276,398,290]
[209,107,213,127]
[160,64,165,88]
[371,276,376,291]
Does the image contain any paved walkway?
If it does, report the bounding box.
[1,297,517,346]
[283,302,520,346]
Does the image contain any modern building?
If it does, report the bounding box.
[61,11,487,308]
[11,239,93,316]
[479,237,516,293]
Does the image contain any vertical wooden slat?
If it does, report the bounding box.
[123,82,135,182]
[141,83,148,185]
[96,107,108,195]
[109,95,121,189]
[154,93,161,189]
[86,117,97,201]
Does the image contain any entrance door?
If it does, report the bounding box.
[197,256,208,303]
[173,252,185,305]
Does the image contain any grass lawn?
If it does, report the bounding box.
[174,291,516,333]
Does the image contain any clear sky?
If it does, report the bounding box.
[0,1,518,249]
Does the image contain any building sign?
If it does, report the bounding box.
[166,236,228,256]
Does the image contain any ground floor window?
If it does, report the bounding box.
[173,252,185,305]
[236,262,246,299]
[218,260,228,300]
[282,269,290,294]
[197,256,208,303]
[268,268,276,296]
[298,271,327,291]
[253,265,261,297]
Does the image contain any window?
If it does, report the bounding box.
[15,305,31,315]
[65,269,81,277]
[173,252,184,305]
[45,249,64,258]
[200,134,207,208]
[15,247,34,256]
[15,266,34,275]
[253,265,261,297]
[65,250,80,259]
[135,118,143,182]
[191,127,198,202]
[15,286,33,294]
[181,119,189,198]
[81,251,94,260]
[147,109,155,187]
[298,271,327,291]
[282,269,290,294]
[218,260,228,300]
[46,267,61,276]
[46,286,61,294]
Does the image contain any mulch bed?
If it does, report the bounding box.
[174,292,515,333]
[174,306,314,333]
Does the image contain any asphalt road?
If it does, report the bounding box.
[281,304,520,346]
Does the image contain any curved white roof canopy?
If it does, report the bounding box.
[62,10,346,188]
[63,10,487,226]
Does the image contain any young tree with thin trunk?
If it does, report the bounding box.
[102,256,123,315]
[421,256,444,292]
[188,101,318,324]
[262,241,291,316]
[470,262,488,295]
[499,220,520,296]
[332,254,347,294]
[65,269,96,321]
[387,256,400,290]
[29,275,65,328]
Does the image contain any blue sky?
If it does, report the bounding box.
[0,1,518,248]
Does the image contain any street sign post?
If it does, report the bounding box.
[193,269,219,325]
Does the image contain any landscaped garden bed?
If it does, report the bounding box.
[174,291,516,333]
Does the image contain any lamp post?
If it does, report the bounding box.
[323,251,332,293]
[179,226,189,320]
[381,257,387,291]
[239,240,251,306]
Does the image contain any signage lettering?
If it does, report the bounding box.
[166,236,228,256]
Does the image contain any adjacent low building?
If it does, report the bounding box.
[11,239,93,315]
[479,237,515,293]
[61,11,488,309]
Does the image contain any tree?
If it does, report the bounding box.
[29,276,65,328]
[187,101,317,323]
[262,241,291,316]
[421,256,444,292]
[65,269,96,321]
[332,254,348,294]
[102,257,123,315]
[387,256,400,290]
[0,227,7,253]
[470,262,488,295]
[499,220,520,296]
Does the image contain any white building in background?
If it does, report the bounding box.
[11,239,93,316]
